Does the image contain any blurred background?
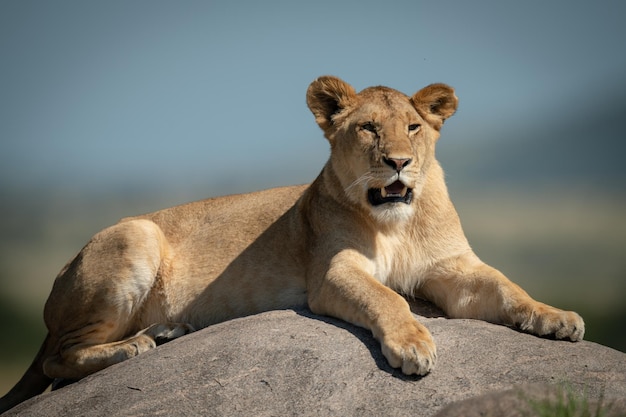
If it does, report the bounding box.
[1,0,625,393]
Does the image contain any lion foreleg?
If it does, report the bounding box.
[422,254,585,341]
[307,252,436,376]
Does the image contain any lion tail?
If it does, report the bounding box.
[0,334,54,414]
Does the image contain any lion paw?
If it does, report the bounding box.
[141,322,195,345]
[522,307,585,342]
[380,320,436,376]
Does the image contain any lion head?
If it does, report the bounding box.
[306,76,458,223]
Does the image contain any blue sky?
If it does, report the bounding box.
[1,0,625,192]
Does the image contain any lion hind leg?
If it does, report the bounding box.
[41,219,185,381]
[43,333,156,380]
[43,322,194,380]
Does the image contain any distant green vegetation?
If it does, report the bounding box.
[523,384,619,417]
[0,293,45,360]
[0,292,46,394]
[576,307,626,354]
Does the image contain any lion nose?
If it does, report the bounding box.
[383,157,412,172]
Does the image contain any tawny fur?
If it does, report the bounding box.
[0,76,584,413]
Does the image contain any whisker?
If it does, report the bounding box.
[345,172,374,194]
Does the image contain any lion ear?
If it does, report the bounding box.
[411,83,458,131]
[306,76,357,132]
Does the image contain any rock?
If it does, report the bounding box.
[3,302,625,416]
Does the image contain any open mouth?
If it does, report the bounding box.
[367,180,413,206]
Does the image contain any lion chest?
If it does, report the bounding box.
[368,233,432,295]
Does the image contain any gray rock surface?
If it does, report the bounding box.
[4,303,625,416]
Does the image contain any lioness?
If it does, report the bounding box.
[0,76,584,413]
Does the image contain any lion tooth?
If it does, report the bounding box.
[400,186,408,197]
[381,187,388,198]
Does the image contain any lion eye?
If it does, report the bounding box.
[361,122,377,133]
[408,123,421,132]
